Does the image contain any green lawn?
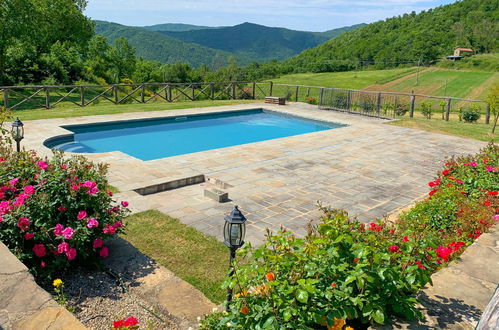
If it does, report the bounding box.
[387,69,495,98]
[121,210,228,303]
[390,116,498,142]
[13,100,258,121]
[270,67,418,90]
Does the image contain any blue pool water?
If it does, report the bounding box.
[46,109,345,161]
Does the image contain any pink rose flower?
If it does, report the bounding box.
[62,227,75,239]
[103,225,116,235]
[54,224,64,236]
[23,185,35,195]
[93,238,103,249]
[99,246,109,258]
[17,217,30,231]
[87,218,99,228]
[469,162,477,167]
[58,242,69,254]
[71,184,81,191]
[66,248,77,261]
[114,221,123,228]
[77,210,87,220]
[37,161,49,170]
[9,178,19,186]
[60,164,68,170]
[24,233,35,240]
[33,244,46,257]
[121,201,129,207]
[57,206,66,212]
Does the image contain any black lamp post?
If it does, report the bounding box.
[11,117,24,152]
[223,205,247,310]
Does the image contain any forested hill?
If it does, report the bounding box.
[316,24,367,39]
[157,22,362,62]
[94,21,251,67]
[286,0,498,72]
[142,23,223,32]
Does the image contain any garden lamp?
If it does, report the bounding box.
[11,117,24,152]
[223,205,247,310]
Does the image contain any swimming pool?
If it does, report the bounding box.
[45,109,345,161]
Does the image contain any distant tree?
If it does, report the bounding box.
[108,38,137,83]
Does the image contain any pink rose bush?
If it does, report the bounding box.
[0,134,130,277]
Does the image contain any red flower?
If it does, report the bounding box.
[123,317,139,327]
[403,236,409,242]
[436,246,451,262]
[487,191,498,196]
[389,245,400,253]
[441,169,451,176]
[389,229,395,234]
[113,320,124,329]
[265,272,275,281]
[429,189,438,197]
[17,217,30,231]
[57,206,67,212]
[418,264,426,269]
[428,178,441,188]
[331,282,337,288]
[24,233,34,240]
[100,246,109,258]
[32,244,46,258]
[483,201,491,206]
[353,258,360,263]
[368,222,383,231]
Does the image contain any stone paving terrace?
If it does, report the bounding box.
[24,103,485,245]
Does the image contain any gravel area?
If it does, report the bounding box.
[41,267,179,330]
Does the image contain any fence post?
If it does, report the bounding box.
[167,84,172,102]
[231,83,236,100]
[269,81,273,96]
[113,86,119,104]
[410,94,415,118]
[252,82,256,99]
[210,83,215,100]
[141,84,145,103]
[445,98,451,121]
[45,87,50,109]
[485,103,490,124]
[319,88,325,108]
[306,87,310,97]
[3,89,9,109]
[80,87,85,106]
[295,86,299,102]
[192,84,196,101]
[346,90,351,110]
[376,92,382,116]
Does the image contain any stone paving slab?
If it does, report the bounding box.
[23,102,484,245]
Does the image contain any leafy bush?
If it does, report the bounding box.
[201,144,498,329]
[306,97,318,105]
[0,117,130,278]
[420,102,433,119]
[394,103,409,116]
[462,105,481,123]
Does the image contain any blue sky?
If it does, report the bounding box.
[84,0,457,31]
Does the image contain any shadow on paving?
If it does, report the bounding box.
[383,291,482,329]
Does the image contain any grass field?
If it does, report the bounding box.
[271,67,418,90]
[390,117,498,142]
[122,210,228,303]
[375,69,497,99]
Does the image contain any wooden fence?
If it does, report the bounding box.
[0,82,272,111]
[0,81,491,124]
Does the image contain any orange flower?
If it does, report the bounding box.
[326,318,346,330]
[265,272,275,281]
[240,306,249,315]
[331,282,337,288]
[235,289,248,298]
[345,327,354,330]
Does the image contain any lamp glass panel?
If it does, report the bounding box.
[230,223,241,246]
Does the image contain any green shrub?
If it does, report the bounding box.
[201,144,499,329]
[306,97,318,105]
[462,105,481,123]
[420,102,433,119]
[394,103,409,116]
[0,119,130,278]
